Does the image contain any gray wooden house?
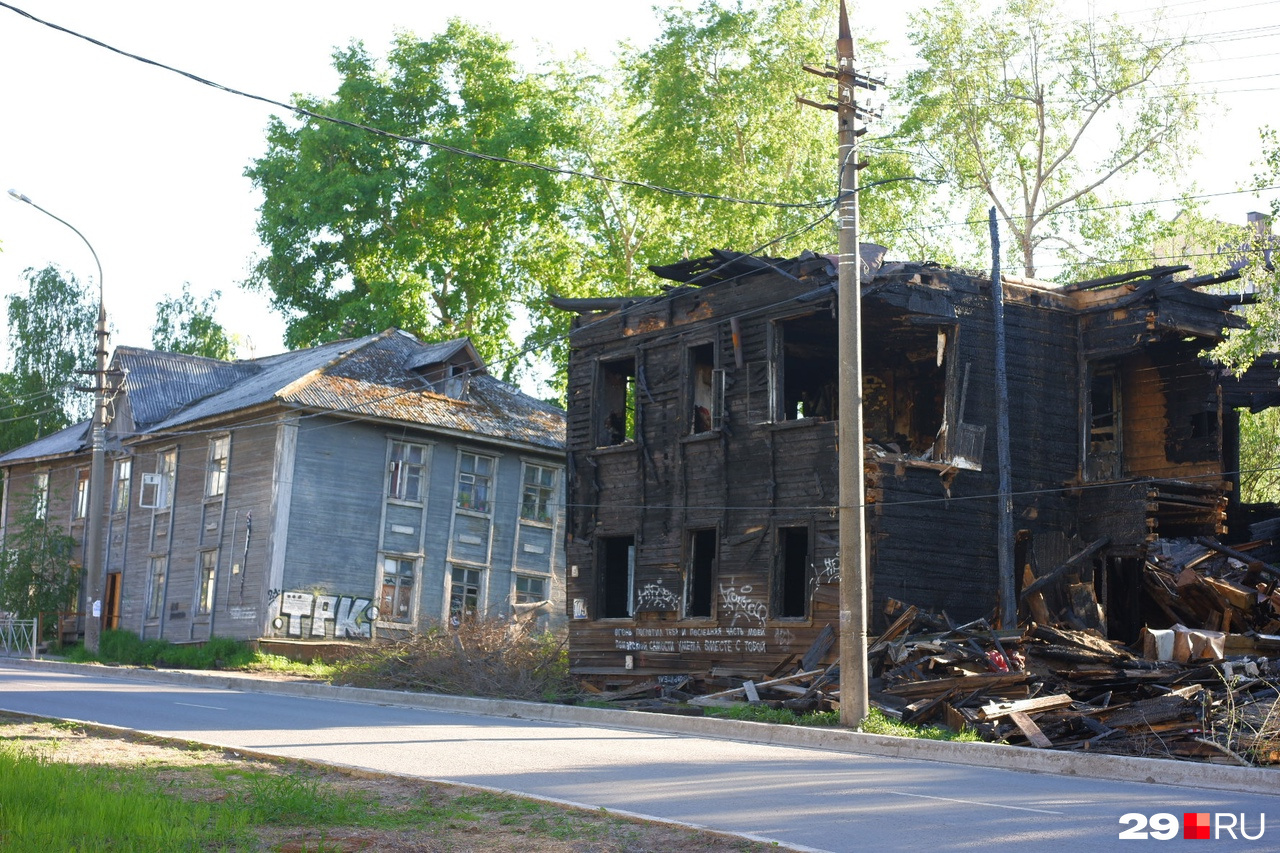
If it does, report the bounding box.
[0,330,567,644]
[553,249,1279,682]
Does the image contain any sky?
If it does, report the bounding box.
[1,0,1277,385]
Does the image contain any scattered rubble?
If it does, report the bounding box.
[581,535,1280,766]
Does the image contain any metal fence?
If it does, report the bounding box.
[0,616,37,657]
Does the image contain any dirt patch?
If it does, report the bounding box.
[0,713,771,852]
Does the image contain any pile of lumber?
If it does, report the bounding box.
[1143,537,1280,644]
[877,608,1280,763]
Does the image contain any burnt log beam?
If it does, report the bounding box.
[1019,537,1111,601]
[1194,536,1280,582]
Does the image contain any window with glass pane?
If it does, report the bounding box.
[206,436,229,497]
[449,567,482,620]
[514,574,547,603]
[456,453,493,513]
[73,468,90,519]
[146,557,166,620]
[388,441,428,502]
[379,556,416,623]
[157,449,176,509]
[33,471,49,519]
[520,464,556,523]
[112,458,132,514]
[196,550,216,614]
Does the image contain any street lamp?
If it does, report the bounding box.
[8,189,109,653]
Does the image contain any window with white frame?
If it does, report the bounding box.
[146,556,167,620]
[73,468,90,519]
[514,574,547,603]
[112,458,131,514]
[387,441,429,502]
[33,471,49,519]
[449,566,482,622]
[456,452,494,514]
[519,463,556,524]
[195,550,216,614]
[154,448,177,509]
[206,435,229,498]
[379,556,416,623]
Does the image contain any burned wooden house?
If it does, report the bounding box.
[554,249,1279,681]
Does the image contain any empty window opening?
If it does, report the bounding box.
[598,358,638,445]
[599,535,635,618]
[685,529,717,618]
[689,344,724,433]
[775,526,810,618]
[862,318,950,456]
[1189,410,1217,439]
[776,315,837,420]
[1087,364,1122,480]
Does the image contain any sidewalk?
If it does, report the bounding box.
[7,655,1276,797]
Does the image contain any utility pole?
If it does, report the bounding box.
[7,189,109,653]
[800,0,881,727]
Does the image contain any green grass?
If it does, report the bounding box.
[63,630,335,678]
[857,708,981,741]
[707,704,841,727]
[0,745,252,851]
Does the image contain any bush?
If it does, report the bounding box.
[332,616,572,701]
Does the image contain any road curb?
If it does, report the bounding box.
[9,657,1277,796]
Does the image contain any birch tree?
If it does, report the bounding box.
[898,0,1198,278]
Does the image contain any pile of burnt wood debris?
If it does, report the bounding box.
[594,535,1280,766]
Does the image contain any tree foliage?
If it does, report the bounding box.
[517,0,923,392]
[0,489,79,619]
[152,283,234,360]
[0,265,96,448]
[246,21,575,367]
[897,0,1198,278]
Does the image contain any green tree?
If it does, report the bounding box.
[518,0,923,394]
[152,283,234,359]
[897,0,1198,278]
[0,488,79,621]
[1,265,96,447]
[245,22,576,366]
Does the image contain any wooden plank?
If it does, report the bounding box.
[689,668,827,705]
[1008,710,1053,748]
[743,681,761,703]
[979,694,1075,720]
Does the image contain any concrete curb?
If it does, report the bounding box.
[9,657,1278,796]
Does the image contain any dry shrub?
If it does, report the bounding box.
[332,616,572,701]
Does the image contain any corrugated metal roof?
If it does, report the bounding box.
[0,419,89,464]
[115,347,260,427]
[280,333,564,450]
[1,331,564,463]
[139,334,379,433]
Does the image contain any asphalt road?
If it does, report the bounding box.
[1,662,1277,852]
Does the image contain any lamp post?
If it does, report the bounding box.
[8,189,109,653]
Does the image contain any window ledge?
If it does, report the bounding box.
[769,418,833,431]
[588,442,639,457]
[680,430,722,444]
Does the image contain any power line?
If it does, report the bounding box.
[0,1,831,213]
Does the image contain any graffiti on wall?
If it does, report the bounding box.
[272,591,378,639]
